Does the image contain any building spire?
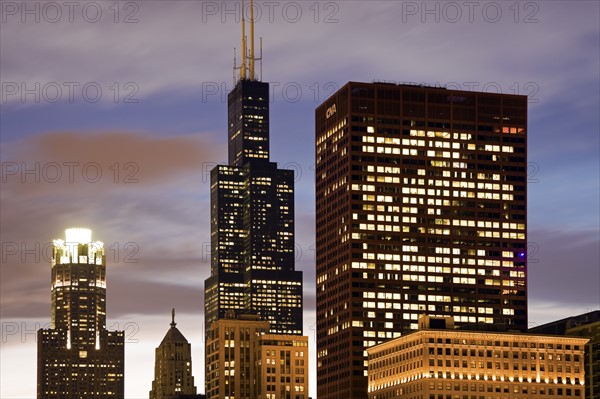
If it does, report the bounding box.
[249,0,255,80]
[240,0,247,80]
[171,308,176,328]
[234,0,262,82]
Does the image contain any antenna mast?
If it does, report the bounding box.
[170,308,176,328]
[240,0,247,80]
[259,37,263,81]
[233,48,237,85]
[249,0,255,80]
[233,0,262,82]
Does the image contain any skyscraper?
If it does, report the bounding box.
[203,0,303,336]
[315,82,528,398]
[150,309,198,399]
[37,228,124,399]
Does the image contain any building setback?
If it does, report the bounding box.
[203,27,302,339]
[205,315,309,399]
[203,2,307,395]
[315,82,528,398]
[37,228,124,399]
[150,309,197,399]
[367,316,588,399]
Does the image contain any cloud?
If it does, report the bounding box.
[1,130,222,195]
[0,129,318,397]
[0,130,221,322]
[1,2,598,398]
[2,1,598,106]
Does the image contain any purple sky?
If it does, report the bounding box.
[1,1,599,397]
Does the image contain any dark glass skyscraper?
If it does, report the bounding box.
[315,82,527,399]
[37,228,124,399]
[203,22,302,336]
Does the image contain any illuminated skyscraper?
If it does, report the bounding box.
[315,82,528,398]
[203,0,303,336]
[150,309,198,399]
[37,228,124,399]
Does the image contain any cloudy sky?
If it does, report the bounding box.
[1,1,599,397]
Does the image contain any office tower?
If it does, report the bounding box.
[315,82,528,398]
[150,309,197,399]
[204,0,303,336]
[205,314,309,399]
[368,316,588,399]
[37,228,124,399]
[530,310,600,398]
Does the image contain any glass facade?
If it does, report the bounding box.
[315,82,528,399]
[204,79,303,338]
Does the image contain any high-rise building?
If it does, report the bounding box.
[150,309,197,399]
[37,228,124,399]
[203,3,307,396]
[203,0,302,336]
[315,82,528,398]
[205,314,309,399]
[367,316,588,399]
[530,310,600,399]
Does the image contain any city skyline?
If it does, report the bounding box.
[1,1,599,398]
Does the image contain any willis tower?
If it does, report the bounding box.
[204,0,303,336]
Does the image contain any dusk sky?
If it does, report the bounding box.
[1,1,599,397]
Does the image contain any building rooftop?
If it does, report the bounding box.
[160,309,189,345]
[529,310,600,334]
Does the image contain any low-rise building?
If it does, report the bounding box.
[255,334,309,399]
[530,310,600,399]
[205,314,309,399]
[367,316,588,399]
